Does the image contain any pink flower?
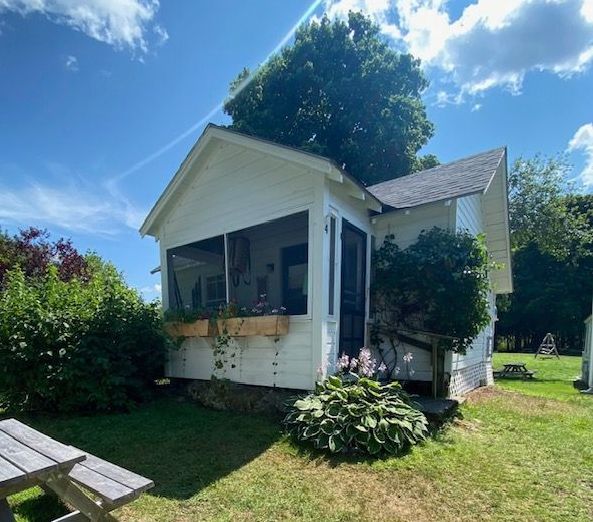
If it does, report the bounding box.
[403,352,414,363]
[336,354,350,372]
[378,362,387,373]
[357,347,377,377]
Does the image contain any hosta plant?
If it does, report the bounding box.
[283,375,428,455]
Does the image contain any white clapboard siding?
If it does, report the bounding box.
[160,142,319,249]
[456,194,483,236]
[373,202,454,249]
[483,163,513,293]
[451,194,495,371]
[371,202,453,381]
[371,342,433,382]
[166,319,315,390]
[159,141,322,390]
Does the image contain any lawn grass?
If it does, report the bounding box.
[5,355,593,521]
[492,352,585,400]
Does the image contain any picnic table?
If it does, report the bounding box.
[0,418,153,521]
[493,362,536,379]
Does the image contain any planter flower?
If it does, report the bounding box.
[217,296,288,337]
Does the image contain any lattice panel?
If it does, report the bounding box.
[448,361,493,397]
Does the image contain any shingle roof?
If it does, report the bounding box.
[367,147,506,209]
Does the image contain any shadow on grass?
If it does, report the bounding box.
[12,397,281,505]
[10,489,67,522]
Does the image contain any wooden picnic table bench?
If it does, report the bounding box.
[493,362,536,380]
[0,419,153,521]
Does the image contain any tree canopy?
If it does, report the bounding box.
[497,156,593,353]
[224,12,436,186]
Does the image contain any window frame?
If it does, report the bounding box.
[164,208,312,318]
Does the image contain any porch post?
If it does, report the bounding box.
[431,339,438,399]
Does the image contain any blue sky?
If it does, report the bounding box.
[1,0,593,298]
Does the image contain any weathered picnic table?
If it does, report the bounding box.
[0,419,153,521]
[493,362,536,379]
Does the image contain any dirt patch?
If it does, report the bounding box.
[464,386,506,404]
[465,386,575,416]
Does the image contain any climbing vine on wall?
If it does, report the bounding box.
[372,228,493,354]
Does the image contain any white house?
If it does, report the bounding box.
[140,124,513,397]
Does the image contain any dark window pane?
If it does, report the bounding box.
[228,211,309,315]
[167,235,226,312]
[328,216,336,316]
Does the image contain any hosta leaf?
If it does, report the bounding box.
[294,399,312,411]
[373,428,386,444]
[327,375,343,389]
[328,434,345,453]
[387,424,401,443]
[355,431,370,445]
[320,419,335,435]
[303,424,320,438]
[367,436,381,455]
[315,434,330,449]
[346,423,359,438]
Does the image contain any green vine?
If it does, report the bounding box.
[212,316,244,378]
[372,228,494,354]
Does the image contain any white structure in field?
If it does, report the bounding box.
[140,124,513,397]
[581,315,593,392]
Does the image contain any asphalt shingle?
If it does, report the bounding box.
[367,147,506,209]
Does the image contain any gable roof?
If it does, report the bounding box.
[367,147,506,209]
[139,124,382,237]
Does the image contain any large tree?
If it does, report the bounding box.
[497,156,593,353]
[224,12,436,186]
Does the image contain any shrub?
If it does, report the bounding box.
[0,256,169,412]
[373,228,492,353]
[283,375,428,455]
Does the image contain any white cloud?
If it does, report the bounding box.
[0,174,145,236]
[0,0,164,52]
[323,0,593,99]
[140,283,161,294]
[64,54,78,71]
[568,122,593,187]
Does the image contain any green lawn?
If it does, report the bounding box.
[6,354,593,521]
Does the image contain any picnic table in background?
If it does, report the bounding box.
[493,362,536,380]
[0,419,153,522]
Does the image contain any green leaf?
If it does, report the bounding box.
[294,399,311,411]
[328,434,345,453]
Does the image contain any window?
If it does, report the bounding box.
[166,211,309,315]
[167,235,226,311]
[206,274,226,307]
[228,211,309,315]
[282,243,308,315]
[328,216,336,316]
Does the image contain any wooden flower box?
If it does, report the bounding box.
[217,315,289,337]
[164,319,216,337]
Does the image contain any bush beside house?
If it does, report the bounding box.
[0,229,168,413]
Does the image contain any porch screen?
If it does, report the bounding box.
[166,235,226,311]
[228,211,309,315]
